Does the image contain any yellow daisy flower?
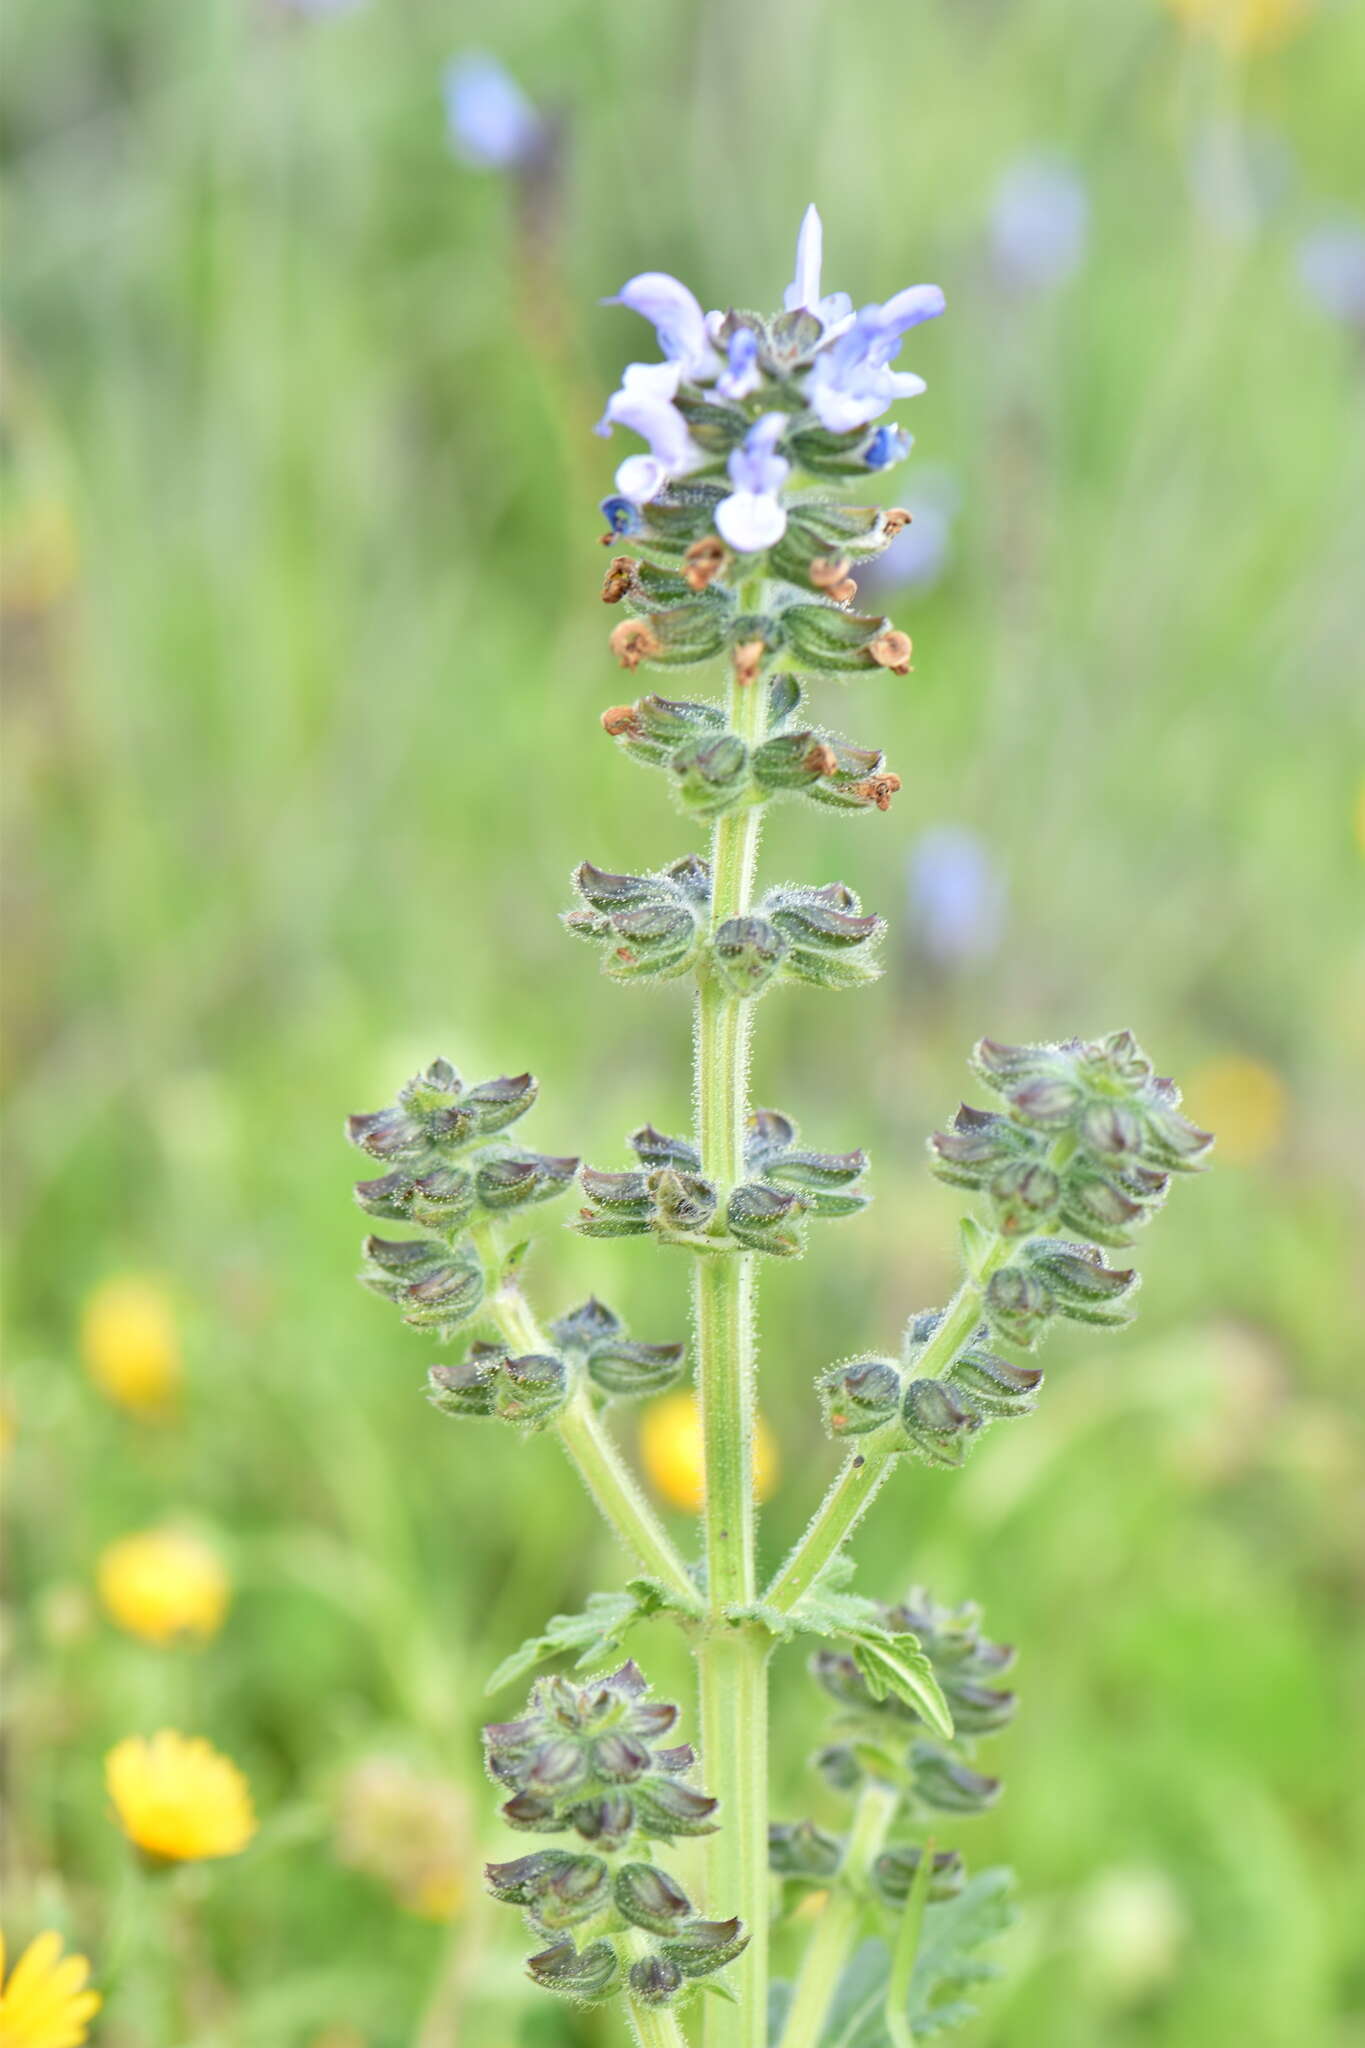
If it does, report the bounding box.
[639,1391,779,1513]
[1160,0,1313,54]
[0,1930,101,2048]
[97,1528,230,1647]
[80,1276,182,1418]
[105,1730,256,1863]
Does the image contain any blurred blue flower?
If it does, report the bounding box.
[1296,217,1365,330]
[989,155,1089,293]
[856,467,961,602]
[717,414,791,553]
[444,53,547,171]
[907,826,1006,971]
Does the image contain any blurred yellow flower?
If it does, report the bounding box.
[1182,1054,1287,1165]
[80,1276,182,1418]
[0,1930,100,2047]
[97,1528,230,1647]
[1160,0,1313,52]
[105,1730,256,1863]
[639,1392,778,1513]
[334,1755,470,1922]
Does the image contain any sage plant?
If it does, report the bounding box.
[344,206,1212,2047]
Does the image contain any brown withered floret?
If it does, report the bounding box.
[869,630,913,675]
[733,639,767,687]
[808,554,858,604]
[601,705,641,737]
[682,536,729,592]
[802,741,839,778]
[601,556,636,604]
[881,508,913,538]
[609,620,662,670]
[854,773,903,812]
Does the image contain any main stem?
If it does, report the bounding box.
[696,599,771,2048]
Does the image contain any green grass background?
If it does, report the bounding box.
[3,0,1364,2041]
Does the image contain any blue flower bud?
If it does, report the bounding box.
[614,1862,693,1933]
[526,1937,621,2002]
[768,1819,845,1882]
[628,1953,684,2004]
[909,1743,1001,1815]
[902,1377,984,1466]
[819,1356,903,1437]
[712,916,790,998]
[727,1182,805,1257]
[872,1845,965,1907]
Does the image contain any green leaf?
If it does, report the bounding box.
[781,1560,955,1742]
[484,1590,640,1692]
[484,1576,700,1692]
[851,1637,955,1743]
[817,1872,1016,2044]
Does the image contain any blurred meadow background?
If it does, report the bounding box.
[3,0,1365,2040]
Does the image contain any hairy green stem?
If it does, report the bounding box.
[695,601,772,2047]
[767,1136,1077,1613]
[471,1226,698,1608]
[777,1777,902,2048]
[883,1834,935,2048]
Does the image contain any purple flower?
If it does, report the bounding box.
[989,155,1089,292]
[783,203,854,332]
[717,326,762,400]
[716,414,791,553]
[595,361,703,505]
[806,287,946,434]
[907,827,1006,970]
[1296,217,1365,330]
[443,53,546,171]
[603,273,721,385]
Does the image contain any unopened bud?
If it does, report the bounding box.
[614,1862,692,1933]
[819,1356,902,1437]
[768,1819,845,1882]
[629,1954,684,2004]
[910,1742,1001,1815]
[902,1377,984,1467]
[526,1937,620,2001]
[872,1845,964,1907]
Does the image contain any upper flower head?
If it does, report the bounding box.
[97,1528,230,1647]
[105,1730,256,1864]
[0,1931,100,2048]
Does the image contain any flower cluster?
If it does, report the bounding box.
[769,1593,1014,1934]
[597,206,942,549]
[428,1295,686,1428]
[348,1059,578,1337]
[483,1662,747,2007]
[566,858,883,998]
[600,671,902,821]
[576,1108,868,1259]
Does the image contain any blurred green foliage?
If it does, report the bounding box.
[3,0,1363,2042]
